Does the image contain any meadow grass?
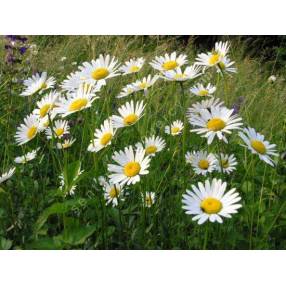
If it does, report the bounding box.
[0,36,285,249]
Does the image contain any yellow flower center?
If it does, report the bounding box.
[198,89,209,96]
[40,82,47,90]
[198,159,209,170]
[129,65,140,73]
[201,197,222,214]
[218,61,226,70]
[27,126,37,139]
[208,53,220,65]
[68,98,88,112]
[55,128,64,137]
[174,73,185,80]
[123,113,138,125]
[171,126,180,134]
[251,140,266,154]
[39,104,51,118]
[162,60,178,71]
[145,145,157,155]
[145,195,153,206]
[91,68,109,80]
[100,132,113,145]
[207,118,226,131]
[124,162,141,177]
[139,82,147,89]
[109,186,120,198]
[221,159,229,168]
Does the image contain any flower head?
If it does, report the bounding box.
[136,135,166,157]
[182,178,242,224]
[120,57,145,75]
[108,145,151,186]
[165,120,184,136]
[0,167,16,184]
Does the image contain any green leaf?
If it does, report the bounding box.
[57,224,97,246]
[26,237,63,250]
[34,198,87,234]
[0,237,12,250]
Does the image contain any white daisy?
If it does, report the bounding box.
[142,192,155,208]
[38,111,57,132]
[161,65,202,82]
[0,167,16,184]
[216,56,237,74]
[20,72,55,96]
[187,98,224,118]
[136,135,166,157]
[116,84,137,99]
[150,52,188,72]
[215,153,237,174]
[268,75,277,83]
[56,137,76,149]
[182,178,242,224]
[190,83,216,97]
[79,54,120,84]
[33,91,59,119]
[112,100,145,128]
[185,151,193,164]
[165,120,184,136]
[45,120,70,139]
[98,176,124,207]
[132,74,159,94]
[189,106,243,144]
[215,41,230,58]
[55,84,99,117]
[15,114,40,145]
[60,71,105,93]
[108,145,151,186]
[189,151,217,176]
[120,57,145,75]
[14,148,40,164]
[239,127,278,167]
[87,119,116,153]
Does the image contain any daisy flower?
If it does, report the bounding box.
[216,56,237,74]
[21,72,55,96]
[189,151,217,176]
[190,83,216,97]
[136,135,166,157]
[98,176,124,207]
[142,192,155,208]
[185,151,193,164]
[55,84,99,117]
[161,65,201,82]
[268,75,277,83]
[215,153,237,174]
[120,57,145,75]
[239,127,278,167]
[79,54,120,84]
[56,137,76,149]
[45,119,70,139]
[15,114,40,145]
[215,41,230,58]
[150,52,188,72]
[60,71,105,93]
[182,178,242,224]
[33,91,59,119]
[189,106,243,144]
[116,84,136,99]
[165,120,184,136]
[14,148,40,164]
[187,98,224,118]
[87,119,116,153]
[108,145,151,186]
[132,74,159,94]
[112,100,145,128]
[0,167,16,184]
[38,111,57,131]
